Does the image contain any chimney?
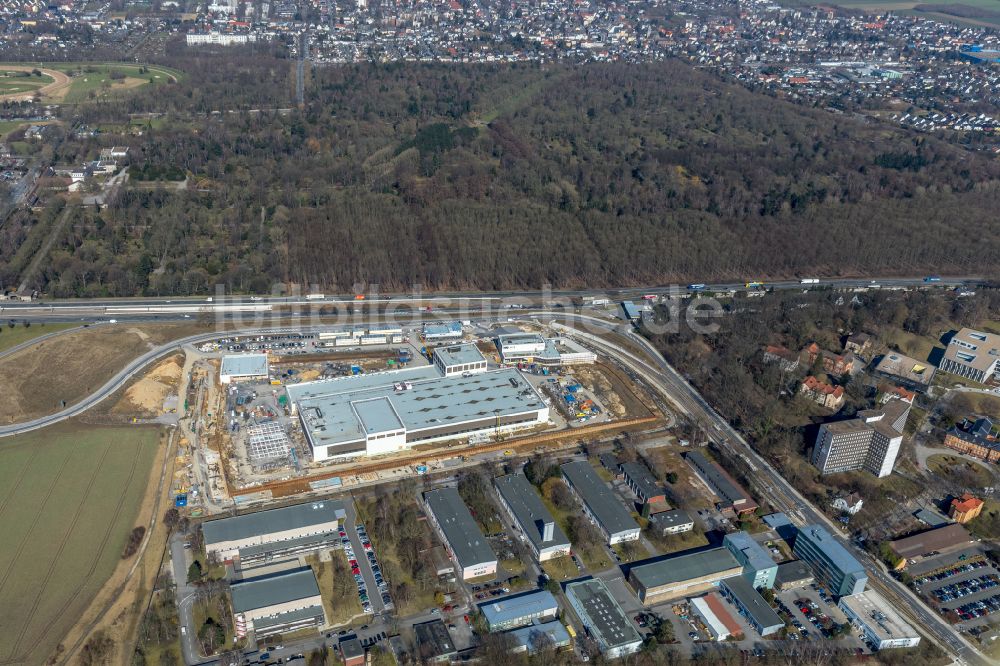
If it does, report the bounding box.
[542,521,554,542]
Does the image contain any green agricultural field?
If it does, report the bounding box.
[0,422,160,665]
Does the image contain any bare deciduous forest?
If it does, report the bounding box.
[5,55,1000,296]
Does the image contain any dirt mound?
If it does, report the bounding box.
[114,355,183,416]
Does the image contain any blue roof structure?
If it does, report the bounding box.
[724,532,775,573]
[423,321,463,338]
[479,590,559,629]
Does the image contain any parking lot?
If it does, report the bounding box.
[909,547,1000,629]
[776,586,851,642]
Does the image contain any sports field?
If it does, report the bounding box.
[0,62,183,104]
[0,422,159,665]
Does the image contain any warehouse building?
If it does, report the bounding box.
[565,579,643,659]
[685,451,758,516]
[422,321,463,340]
[494,474,571,562]
[628,548,743,604]
[230,567,325,638]
[719,576,784,637]
[202,499,346,563]
[793,524,867,597]
[508,620,571,653]
[649,509,694,536]
[220,353,269,384]
[495,334,597,366]
[839,590,920,650]
[423,487,498,580]
[432,343,488,376]
[723,532,778,589]
[287,364,548,461]
[620,462,666,505]
[479,590,560,631]
[889,523,974,564]
[561,461,640,544]
[691,593,744,641]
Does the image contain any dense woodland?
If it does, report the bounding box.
[5,56,1000,296]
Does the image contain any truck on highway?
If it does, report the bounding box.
[923,275,941,283]
[305,293,325,300]
[745,281,764,289]
[687,284,707,291]
[799,278,819,284]
[354,294,366,300]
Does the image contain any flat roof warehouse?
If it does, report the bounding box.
[286,362,548,460]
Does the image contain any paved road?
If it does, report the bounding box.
[169,534,206,666]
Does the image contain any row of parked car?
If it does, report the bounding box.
[916,559,987,586]
[954,593,1000,621]
[357,524,393,610]
[341,526,374,614]
[933,573,999,603]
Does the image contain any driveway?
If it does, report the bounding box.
[169,533,205,666]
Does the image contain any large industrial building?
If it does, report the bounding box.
[793,525,868,597]
[423,487,498,580]
[940,328,1000,383]
[478,590,560,631]
[627,548,743,604]
[202,499,346,563]
[220,353,269,384]
[230,567,325,638]
[889,523,974,563]
[432,343,488,376]
[494,474,571,562]
[839,590,921,650]
[287,348,549,461]
[565,579,643,659]
[560,461,640,544]
[811,399,909,478]
[723,532,778,589]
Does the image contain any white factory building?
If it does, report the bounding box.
[220,353,269,384]
[286,344,549,461]
[838,590,921,650]
[495,333,596,365]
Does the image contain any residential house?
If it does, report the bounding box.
[762,345,800,372]
[844,332,873,356]
[803,343,857,375]
[950,494,984,524]
[800,376,845,410]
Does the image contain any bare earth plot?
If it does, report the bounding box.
[0,422,159,666]
[0,323,209,425]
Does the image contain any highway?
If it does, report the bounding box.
[0,275,981,323]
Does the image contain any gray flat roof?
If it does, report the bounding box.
[413,619,456,658]
[497,333,545,347]
[230,567,320,613]
[630,547,741,590]
[650,509,693,529]
[202,499,346,546]
[839,590,918,642]
[561,461,639,538]
[775,560,815,585]
[433,343,486,367]
[353,396,405,434]
[290,366,546,450]
[424,487,496,570]
[620,462,663,500]
[796,525,866,575]
[494,474,570,553]
[724,532,776,572]
[721,576,784,630]
[566,578,642,650]
[508,620,571,651]
[221,353,269,378]
[685,451,755,508]
[479,590,559,626]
